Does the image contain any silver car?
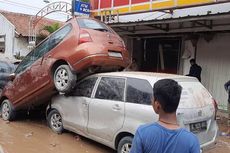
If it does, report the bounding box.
[46,72,218,153]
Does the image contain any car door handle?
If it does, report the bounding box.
[112,104,121,111]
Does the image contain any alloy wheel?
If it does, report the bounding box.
[121,143,132,153]
[50,113,62,131]
[55,68,69,90]
[2,102,10,120]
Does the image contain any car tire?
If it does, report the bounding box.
[117,136,133,153]
[54,65,76,93]
[1,99,15,121]
[47,109,63,134]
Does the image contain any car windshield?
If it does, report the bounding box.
[77,18,111,32]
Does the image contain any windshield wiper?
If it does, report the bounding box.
[93,28,109,32]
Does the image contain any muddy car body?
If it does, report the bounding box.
[0,17,130,120]
[46,72,218,153]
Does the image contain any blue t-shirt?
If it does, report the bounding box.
[130,123,200,153]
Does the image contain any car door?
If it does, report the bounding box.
[87,77,125,142]
[124,78,156,133]
[7,51,36,107]
[40,24,72,79]
[61,77,98,135]
[29,38,50,95]
[31,24,73,94]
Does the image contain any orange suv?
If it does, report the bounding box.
[0,17,130,121]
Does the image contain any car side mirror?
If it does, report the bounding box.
[8,73,16,81]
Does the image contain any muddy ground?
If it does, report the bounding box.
[0,113,229,153]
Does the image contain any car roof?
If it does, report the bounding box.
[92,71,197,81]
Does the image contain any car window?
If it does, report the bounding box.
[77,18,112,33]
[95,77,125,101]
[15,51,35,74]
[126,78,153,105]
[33,38,49,60]
[73,77,97,97]
[49,24,72,51]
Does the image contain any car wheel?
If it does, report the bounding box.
[47,109,63,134]
[117,136,133,153]
[54,65,76,93]
[1,99,15,121]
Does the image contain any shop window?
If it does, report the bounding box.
[0,35,5,53]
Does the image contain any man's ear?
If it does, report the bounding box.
[152,100,161,114]
[155,101,161,111]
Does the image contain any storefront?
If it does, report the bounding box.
[91,0,230,110]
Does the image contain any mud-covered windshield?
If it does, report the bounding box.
[77,18,112,32]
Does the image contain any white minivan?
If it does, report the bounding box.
[46,72,218,153]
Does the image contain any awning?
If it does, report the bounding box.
[107,2,230,36]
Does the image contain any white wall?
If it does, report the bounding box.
[14,37,30,57]
[183,33,230,110]
[0,14,15,57]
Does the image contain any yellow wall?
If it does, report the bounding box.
[177,0,215,6]
[92,0,216,16]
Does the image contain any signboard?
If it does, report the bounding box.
[91,0,216,16]
[72,0,90,16]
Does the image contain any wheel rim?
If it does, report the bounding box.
[50,113,62,131]
[55,68,69,90]
[2,103,10,120]
[121,143,132,153]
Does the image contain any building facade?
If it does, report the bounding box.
[0,10,63,58]
[0,13,15,57]
[91,0,230,110]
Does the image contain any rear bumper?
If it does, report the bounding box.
[200,121,218,151]
[73,53,130,72]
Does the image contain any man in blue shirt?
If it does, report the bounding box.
[130,79,200,153]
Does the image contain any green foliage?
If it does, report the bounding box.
[43,23,60,34]
[14,52,24,60]
[80,0,90,3]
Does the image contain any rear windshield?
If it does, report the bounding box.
[77,18,112,33]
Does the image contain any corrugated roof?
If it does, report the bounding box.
[0,10,63,37]
[109,2,230,25]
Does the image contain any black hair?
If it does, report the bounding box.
[153,79,182,113]
[190,59,196,63]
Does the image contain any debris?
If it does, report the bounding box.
[219,132,230,137]
[25,132,33,138]
[74,135,81,141]
[50,143,57,147]
[5,121,10,124]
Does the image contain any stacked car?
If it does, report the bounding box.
[0,17,218,153]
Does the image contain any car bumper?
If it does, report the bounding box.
[200,121,218,151]
[73,53,130,72]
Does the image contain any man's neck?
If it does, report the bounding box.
[158,112,180,130]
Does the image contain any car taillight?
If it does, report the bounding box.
[79,30,92,44]
[212,98,218,120]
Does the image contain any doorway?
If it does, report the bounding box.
[141,38,181,74]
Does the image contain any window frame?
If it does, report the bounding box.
[92,76,127,102]
[71,76,98,98]
[14,49,36,74]
[48,23,72,51]
[77,18,114,33]
[33,37,50,61]
[0,35,6,53]
[125,77,153,105]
